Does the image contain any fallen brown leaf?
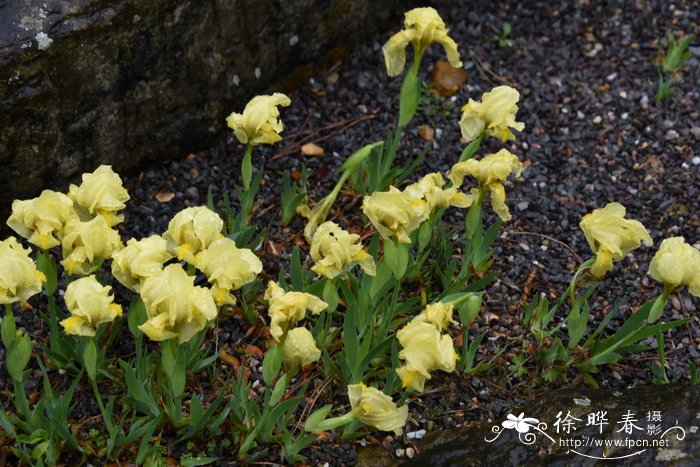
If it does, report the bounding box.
[417,124,435,141]
[244,344,265,358]
[155,191,175,202]
[219,350,241,370]
[301,142,324,156]
[429,61,468,96]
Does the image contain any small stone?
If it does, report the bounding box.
[592,115,602,124]
[517,201,529,211]
[663,119,675,129]
[691,127,700,139]
[35,32,53,50]
[395,448,405,458]
[665,130,679,140]
[406,447,415,459]
[406,429,426,440]
[326,72,339,84]
[691,156,700,165]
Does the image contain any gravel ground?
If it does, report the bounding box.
[2,0,699,464]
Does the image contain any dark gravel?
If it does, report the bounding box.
[2,0,699,464]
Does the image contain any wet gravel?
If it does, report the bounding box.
[2,0,699,464]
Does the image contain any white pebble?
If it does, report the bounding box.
[406,429,426,440]
[691,156,700,165]
[254,67,261,79]
[592,115,602,124]
[406,447,415,459]
[35,32,53,50]
[395,448,405,457]
[289,35,299,46]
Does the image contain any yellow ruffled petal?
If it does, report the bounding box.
[6,190,75,249]
[648,237,700,296]
[60,316,96,337]
[283,327,321,369]
[310,222,375,278]
[362,187,428,244]
[163,207,223,263]
[489,183,511,221]
[396,364,427,392]
[138,264,218,343]
[579,202,652,279]
[347,383,408,435]
[459,86,524,142]
[226,93,291,146]
[266,282,328,341]
[68,165,129,226]
[0,237,45,304]
[382,29,414,77]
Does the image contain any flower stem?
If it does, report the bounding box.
[13,377,31,421]
[241,143,254,191]
[89,376,113,431]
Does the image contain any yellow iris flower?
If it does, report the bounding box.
[648,237,700,296]
[449,149,524,221]
[413,302,455,332]
[138,264,218,344]
[264,281,328,341]
[226,93,291,145]
[579,202,652,279]
[163,206,224,263]
[68,165,130,226]
[195,237,263,306]
[396,319,458,392]
[111,235,173,292]
[460,85,525,142]
[60,276,122,336]
[310,221,376,279]
[348,383,408,435]
[382,7,462,77]
[404,172,474,216]
[0,237,45,304]
[282,327,321,369]
[7,190,75,250]
[362,187,429,244]
[61,215,121,275]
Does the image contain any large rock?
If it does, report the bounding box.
[358,384,700,466]
[0,0,412,223]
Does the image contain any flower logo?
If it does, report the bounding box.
[502,413,540,433]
